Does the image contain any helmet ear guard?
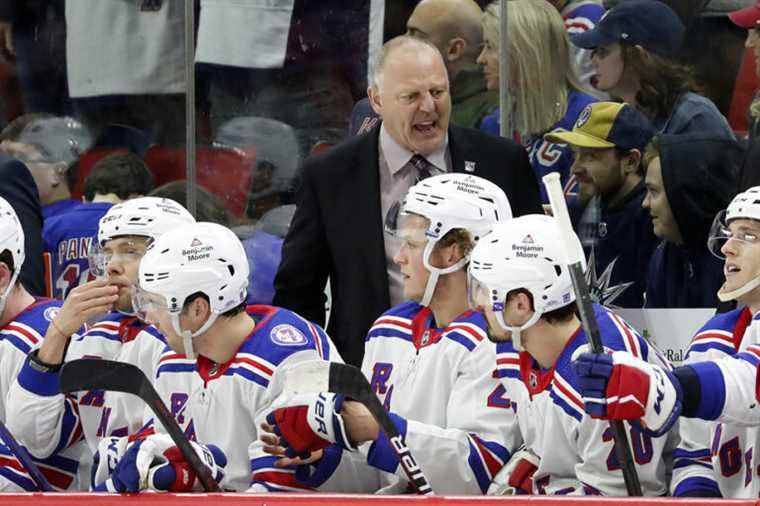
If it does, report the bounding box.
[0,197,24,318]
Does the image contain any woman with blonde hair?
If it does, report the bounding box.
[477,0,597,203]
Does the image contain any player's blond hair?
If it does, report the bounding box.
[481,0,587,138]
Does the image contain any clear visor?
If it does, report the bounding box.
[707,210,760,259]
[130,285,170,324]
[385,201,430,244]
[467,272,499,312]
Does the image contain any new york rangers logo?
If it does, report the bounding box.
[270,324,307,346]
[576,105,592,128]
[43,306,61,322]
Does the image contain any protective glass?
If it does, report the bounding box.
[708,210,760,259]
[130,285,170,324]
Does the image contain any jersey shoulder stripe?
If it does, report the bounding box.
[550,370,585,422]
[495,342,520,379]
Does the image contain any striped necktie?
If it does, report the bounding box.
[410,154,433,183]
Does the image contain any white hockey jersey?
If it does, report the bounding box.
[0,298,84,492]
[6,312,166,489]
[259,302,521,494]
[146,305,340,492]
[495,304,676,496]
[674,308,760,498]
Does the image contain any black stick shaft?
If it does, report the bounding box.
[568,264,643,496]
[328,363,433,495]
[543,172,642,496]
[0,420,53,491]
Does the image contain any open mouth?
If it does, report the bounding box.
[590,75,600,88]
[414,121,437,135]
[725,263,741,276]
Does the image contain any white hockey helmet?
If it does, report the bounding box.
[0,197,24,316]
[133,222,249,358]
[468,214,583,350]
[385,173,512,306]
[707,186,760,301]
[97,197,196,247]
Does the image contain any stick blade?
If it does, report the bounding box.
[60,359,145,396]
[280,360,331,396]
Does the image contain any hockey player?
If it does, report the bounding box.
[92,221,341,492]
[573,186,760,498]
[0,196,72,490]
[261,174,521,494]
[467,214,676,495]
[5,197,195,490]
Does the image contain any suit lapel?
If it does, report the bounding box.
[353,125,391,306]
[449,125,471,175]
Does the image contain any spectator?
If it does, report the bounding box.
[197,0,371,153]
[545,101,657,307]
[149,180,231,226]
[273,35,541,366]
[65,1,185,145]
[477,0,597,203]
[241,205,296,306]
[0,154,44,296]
[1,116,94,220]
[547,0,606,92]
[0,0,69,115]
[43,153,155,300]
[213,116,300,219]
[349,0,497,135]
[728,0,760,191]
[642,133,741,308]
[571,0,735,138]
[82,153,155,204]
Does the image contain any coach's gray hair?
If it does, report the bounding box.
[371,35,445,91]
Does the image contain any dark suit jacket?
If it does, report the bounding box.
[0,155,45,296]
[273,123,542,366]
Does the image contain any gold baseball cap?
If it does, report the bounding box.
[544,101,654,152]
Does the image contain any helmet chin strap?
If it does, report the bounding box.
[420,239,468,307]
[494,309,541,352]
[0,269,20,320]
[171,312,219,360]
[718,276,760,302]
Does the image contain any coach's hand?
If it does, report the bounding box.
[572,351,682,436]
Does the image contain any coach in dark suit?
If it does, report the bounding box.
[0,155,45,296]
[273,36,541,366]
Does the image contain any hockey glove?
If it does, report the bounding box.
[573,351,682,436]
[488,446,539,495]
[266,393,356,458]
[92,434,226,492]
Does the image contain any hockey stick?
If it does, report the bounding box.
[0,420,54,491]
[543,172,643,496]
[280,360,433,495]
[58,359,221,492]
